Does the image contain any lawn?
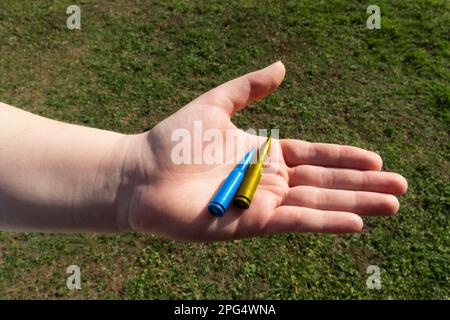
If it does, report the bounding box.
[0,0,448,299]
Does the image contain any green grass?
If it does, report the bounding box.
[0,0,448,299]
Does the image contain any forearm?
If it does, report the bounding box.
[0,103,131,232]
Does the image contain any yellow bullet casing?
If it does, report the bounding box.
[233,136,271,209]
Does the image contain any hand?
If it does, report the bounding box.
[118,62,408,241]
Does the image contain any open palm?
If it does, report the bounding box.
[121,62,407,241]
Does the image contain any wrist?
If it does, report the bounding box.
[76,131,136,233]
[113,131,158,232]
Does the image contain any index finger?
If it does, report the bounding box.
[280,139,383,170]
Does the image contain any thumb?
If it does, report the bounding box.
[194,61,286,116]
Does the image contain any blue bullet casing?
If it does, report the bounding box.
[208,148,255,217]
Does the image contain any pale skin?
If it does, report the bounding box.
[0,62,407,241]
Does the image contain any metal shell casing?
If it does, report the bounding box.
[233,137,271,209]
[233,163,263,209]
